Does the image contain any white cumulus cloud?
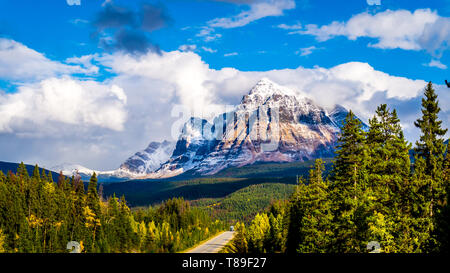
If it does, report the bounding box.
[0,77,127,134]
[0,39,95,81]
[293,9,447,54]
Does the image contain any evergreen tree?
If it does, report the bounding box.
[414,82,448,216]
[413,82,448,251]
[47,170,54,184]
[87,173,101,216]
[287,159,333,253]
[17,162,29,178]
[366,104,412,252]
[32,165,40,180]
[330,111,369,252]
[266,200,287,253]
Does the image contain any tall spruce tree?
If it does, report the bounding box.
[32,165,40,180]
[87,173,101,216]
[413,82,448,251]
[330,110,369,252]
[86,172,102,252]
[414,82,448,215]
[288,159,333,253]
[366,104,412,252]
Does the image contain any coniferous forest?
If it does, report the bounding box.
[0,167,225,253]
[0,82,449,253]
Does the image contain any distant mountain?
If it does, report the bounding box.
[132,78,367,179]
[329,104,369,131]
[46,141,176,182]
[49,163,129,183]
[0,161,62,182]
[50,163,97,177]
[119,140,175,176]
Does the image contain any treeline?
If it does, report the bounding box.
[224,82,450,253]
[0,166,225,253]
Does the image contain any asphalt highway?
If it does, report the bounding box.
[186,231,235,253]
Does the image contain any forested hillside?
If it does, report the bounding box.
[191,183,295,223]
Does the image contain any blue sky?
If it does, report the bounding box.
[0,0,449,170]
[0,0,448,80]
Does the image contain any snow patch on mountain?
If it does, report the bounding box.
[50,163,97,176]
[119,140,175,176]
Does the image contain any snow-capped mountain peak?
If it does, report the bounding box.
[50,163,96,176]
[139,78,362,178]
[242,78,297,110]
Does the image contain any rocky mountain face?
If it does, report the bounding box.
[141,78,363,178]
[118,140,175,175]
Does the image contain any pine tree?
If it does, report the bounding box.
[87,173,101,216]
[413,82,448,251]
[47,170,54,184]
[266,200,287,253]
[366,104,412,252]
[84,173,102,252]
[32,165,40,180]
[287,159,333,253]
[414,82,448,216]
[17,162,29,178]
[330,111,369,252]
